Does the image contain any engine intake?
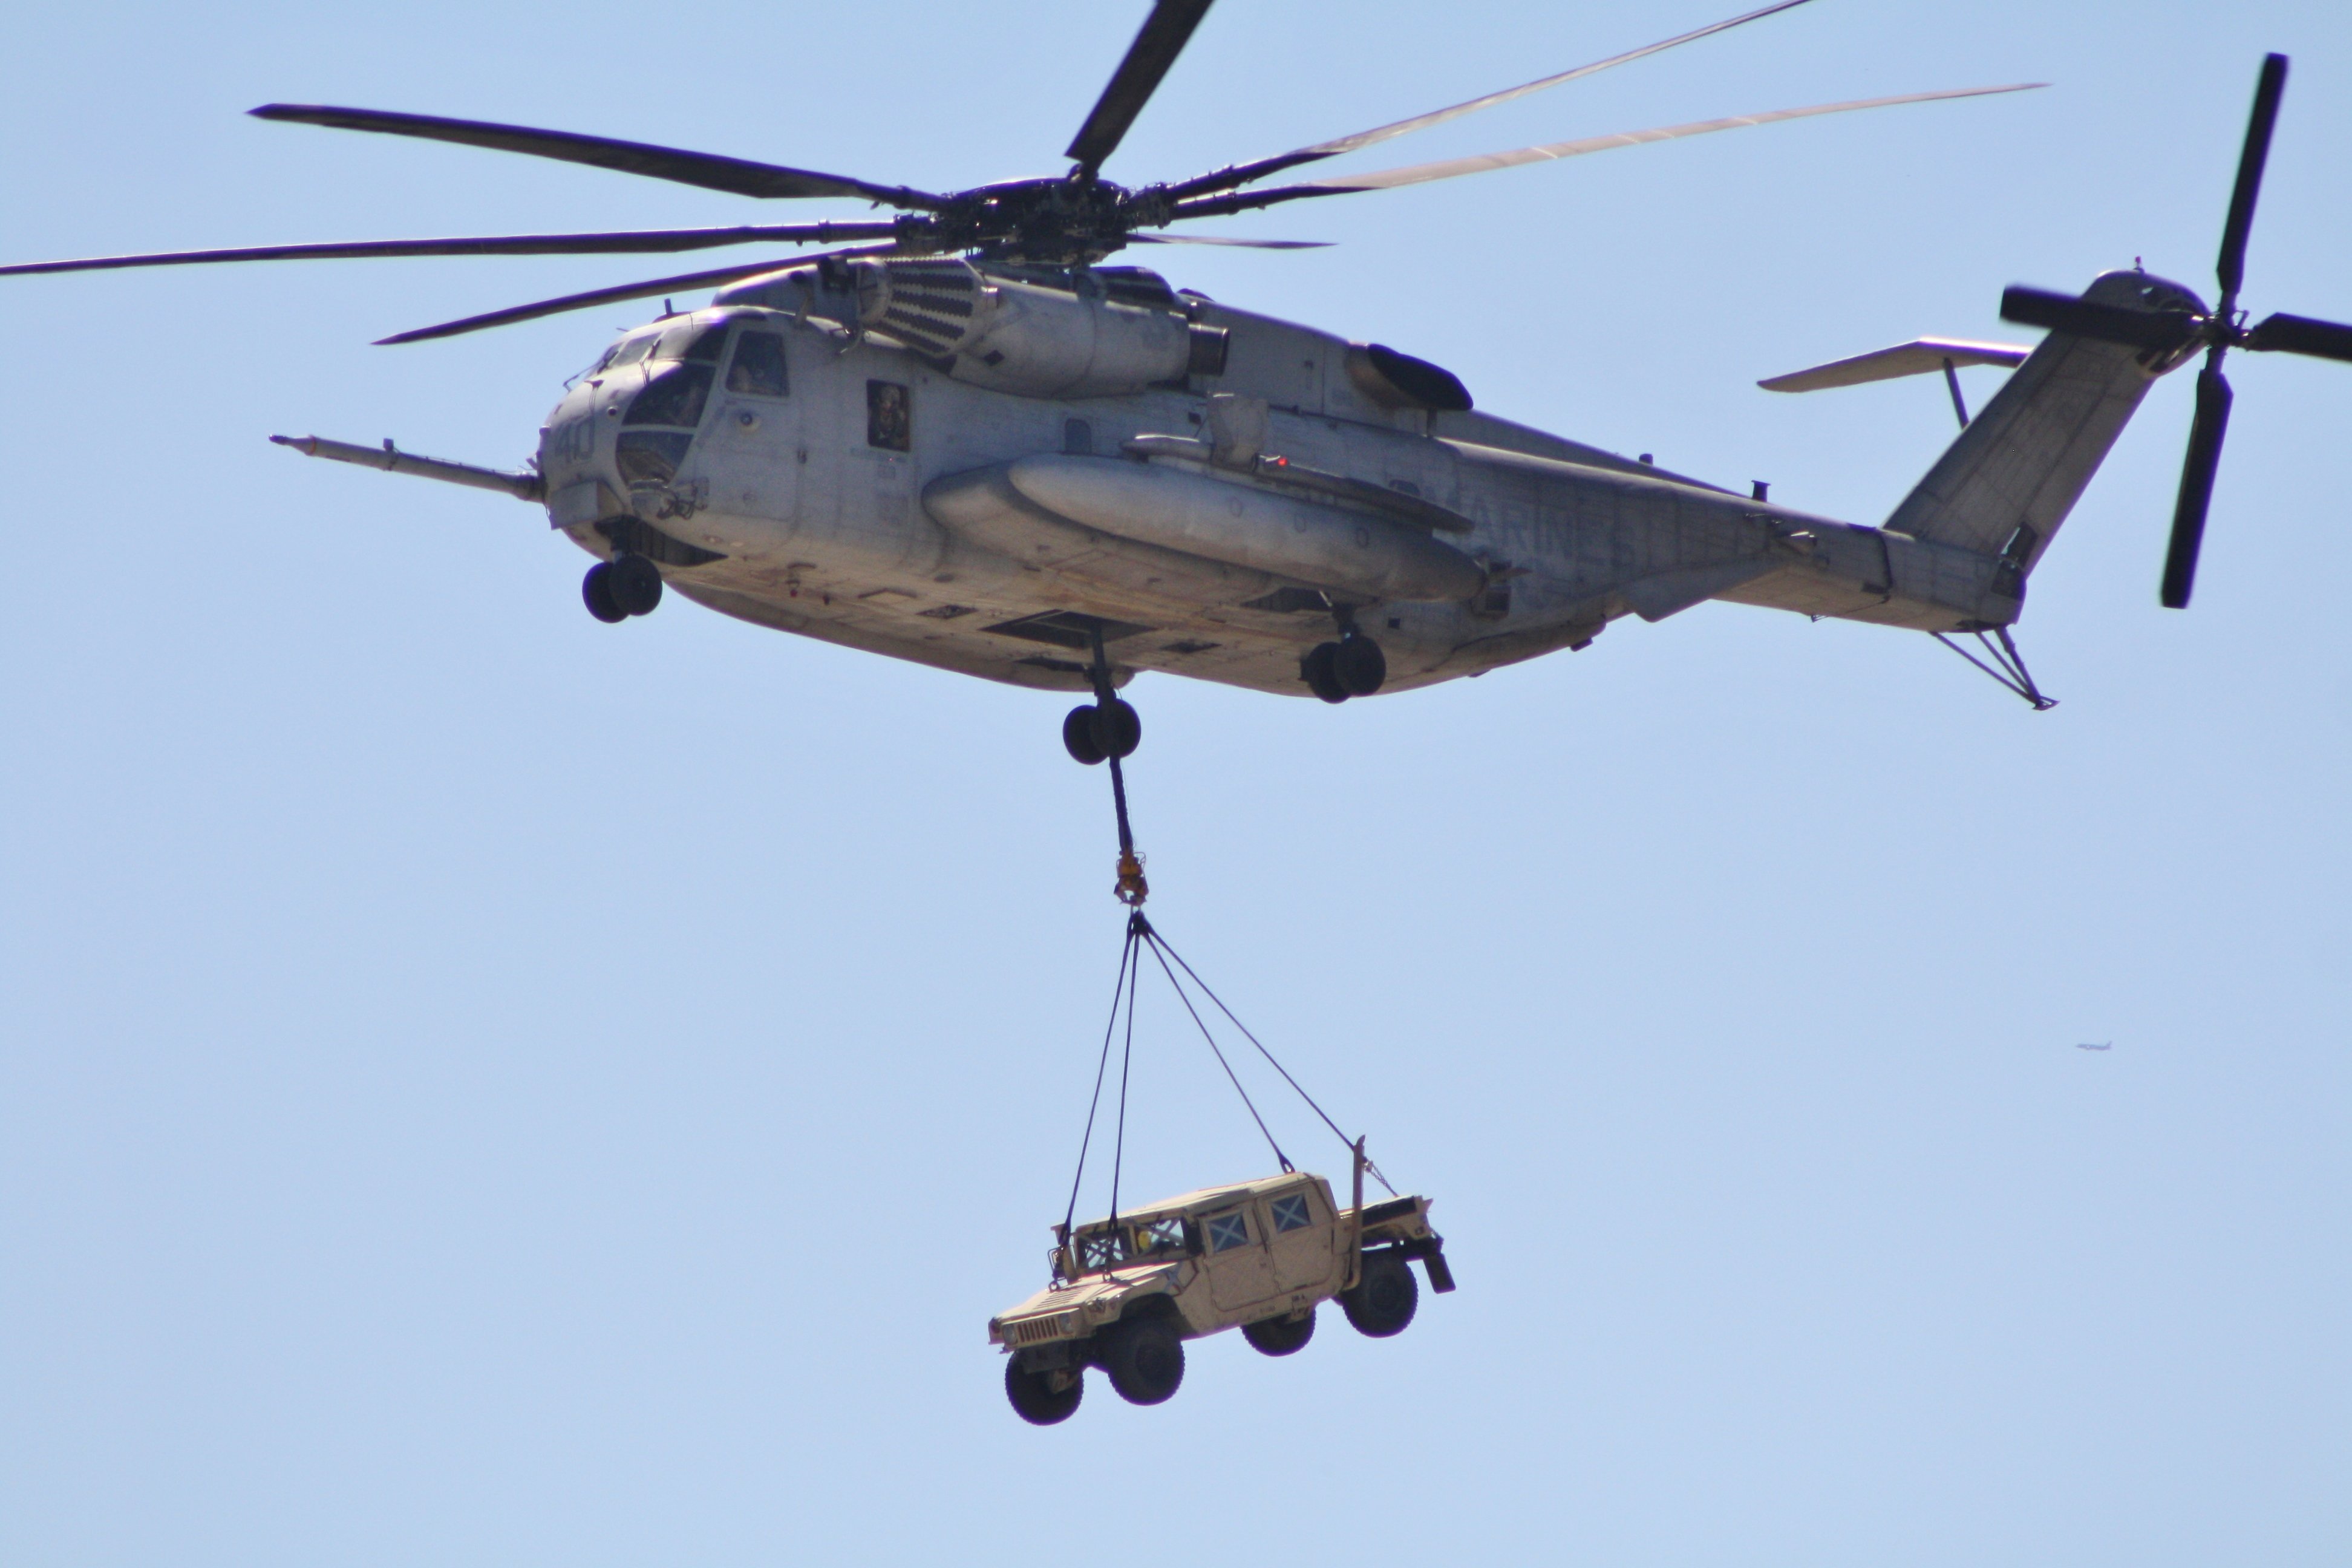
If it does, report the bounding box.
[857,259,1203,400]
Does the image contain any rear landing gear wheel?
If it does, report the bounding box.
[1332,634,1387,697]
[1102,1316,1185,1405]
[1241,1307,1316,1357]
[582,563,627,624]
[1089,697,1142,760]
[1341,1250,1419,1338]
[1302,642,1350,704]
[1063,705,1107,765]
[607,552,664,616]
[1005,1359,1083,1425]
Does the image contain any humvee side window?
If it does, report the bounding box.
[727,332,789,397]
[1135,1217,1188,1256]
[1205,1211,1250,1253]
[1270,1194,1312,1233]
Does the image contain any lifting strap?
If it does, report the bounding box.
[1061,910,1399,1241]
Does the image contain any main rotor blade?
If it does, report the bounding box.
[0,223,903,276]
[1999,286,2203,351]
[1129,232,1329,248]
[1162,0,1815,203]
[1065,0,1216,174]
[2216,53,2287,301]
[2161,361,2233,609]
[374,244,902,345]
[2244,310,2352,362]
[251,104,951,210]
[1171,83,2043,219]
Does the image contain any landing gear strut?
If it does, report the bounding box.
[1302,630,1386,703]
[583,552,662,622]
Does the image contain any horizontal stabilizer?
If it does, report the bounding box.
[1759,337,2028,393]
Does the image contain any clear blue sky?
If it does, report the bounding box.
[3,1,2347,1563]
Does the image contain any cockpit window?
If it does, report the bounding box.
[727,332,789,397]
[625,362,713,428]
[655,322,730,363]
[615,431,691,486]
[609,335,656,369]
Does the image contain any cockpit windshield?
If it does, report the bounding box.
[653,321,730,363]
[624,362,713,428]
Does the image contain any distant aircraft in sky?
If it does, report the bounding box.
[2076,1041,2113,1051]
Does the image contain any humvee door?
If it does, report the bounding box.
[1265,1183,1341,1295]
[1200,1202,1278,1312]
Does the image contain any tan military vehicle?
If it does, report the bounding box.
[988,1156,1454,1423]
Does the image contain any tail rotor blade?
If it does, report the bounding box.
[2244,310,2352,363]
[2161,362,2234,608]
[2216,53,2288,299]
[1999,286,2201,351]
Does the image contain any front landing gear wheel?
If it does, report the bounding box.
[1102,1316,1185,1405]
[1090,697,1142,760]
[1302,642,1350,703]
[1005,1360,1083,1425]
[1341,1250,1419,1338]
[1333,634,1387,697]
[1063,705,1107,765]
[607,552,664,616]
[1241,1307,1316,1357]
[582,563,627,624]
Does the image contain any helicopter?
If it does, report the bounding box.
[8,0,2348,765]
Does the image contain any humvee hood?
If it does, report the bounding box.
[994,1263,1178,1325]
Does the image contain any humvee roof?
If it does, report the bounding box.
[1069,1170,1319,1230]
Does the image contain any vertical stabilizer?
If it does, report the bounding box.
[1886,270,2203,577]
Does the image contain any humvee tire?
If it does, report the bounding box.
[1005,1360,1083,1425]
[1241,1307,1316,1357]
[1340,1251,1418,1338]
[1102,1316,1186,1405]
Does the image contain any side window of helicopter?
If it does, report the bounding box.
[624,362,714,428]
[866,380,912,451]
[726,332,789,397]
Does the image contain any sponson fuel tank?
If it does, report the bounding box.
[927,455,1488,603]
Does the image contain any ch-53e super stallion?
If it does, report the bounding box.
[10,1,2348,760]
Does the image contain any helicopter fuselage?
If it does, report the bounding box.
[530,258,2111,698]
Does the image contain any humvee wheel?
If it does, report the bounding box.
[1005,1359,1083,1425]
[1241,1307,1316,1357]
[1341,1251,1419,1338]
[1103,1316,1186,1405]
